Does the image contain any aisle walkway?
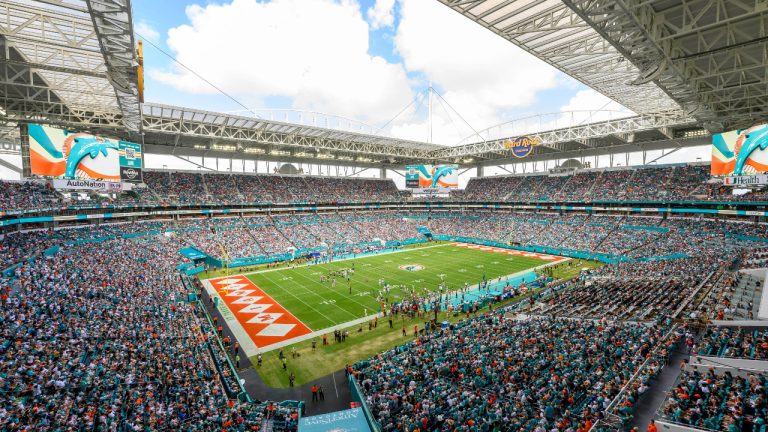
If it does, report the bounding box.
[628,346,689,431]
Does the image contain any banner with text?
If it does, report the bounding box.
[52,179,132,191]
[118,141,143,182]
[724,174,768,186]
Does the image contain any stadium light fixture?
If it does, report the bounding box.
[212,144,236,151]
[243,148,265,154]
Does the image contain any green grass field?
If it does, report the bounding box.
[199,242,603,387]
[240,242,549,330]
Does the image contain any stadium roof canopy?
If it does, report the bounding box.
[439,0,768,132]
[1,0,766,169]
[0,0,140,130]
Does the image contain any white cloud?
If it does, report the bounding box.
[367,0,396,29]
[150,0,413,124]
[393,0,561,138]
[135,21,160,43]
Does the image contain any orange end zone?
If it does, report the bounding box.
[210,276,313,350]
[451,242,568,262]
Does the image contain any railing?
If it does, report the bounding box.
[194,286,249,401]
[598,323,680,429]
[348,375,382,432]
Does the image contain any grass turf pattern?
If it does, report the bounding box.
[243,243,547,331]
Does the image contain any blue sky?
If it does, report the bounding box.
[131,0,626,145]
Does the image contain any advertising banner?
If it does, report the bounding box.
[118,141,143,182]
[27,123,144,183]
[299,408,371,432]
[723,174,768,186]
[711,124,768,175]
[28,123,121,180]
[52,179,131,191]
[503,135,541,158]
[405,164,458,188]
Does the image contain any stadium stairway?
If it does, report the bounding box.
[627,344,689,431]
[591,217,624,251]
[269,215,299,250]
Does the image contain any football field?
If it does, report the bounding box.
[201,242,571,386]
[245,242,554,330]
[204,242,564,344]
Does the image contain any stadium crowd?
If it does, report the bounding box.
[2,165,767,432]
[660,368,767,431]
[694,327,768,360]
[0,233,301,431]
[353,315,673,432]
[4,163,767,213]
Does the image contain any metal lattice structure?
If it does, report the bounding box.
[0,0,133,130]
[1,0,766,169]
[141,104,441,164]
[438,0,768,132]
[138,104,705,165]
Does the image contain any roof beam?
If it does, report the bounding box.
[86,0,140,132]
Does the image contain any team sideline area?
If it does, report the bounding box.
[199,242,561,353]
[3,1,768,431]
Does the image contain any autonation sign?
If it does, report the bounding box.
[52,179,132,191]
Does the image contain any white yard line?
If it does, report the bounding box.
[206,243,571,356]
[256,270,352,324]
[237,243,453,277]
[248,258,570,354]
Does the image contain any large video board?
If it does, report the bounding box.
[711,124,768,176]
[27,123,143,182]
[405,164,459,188]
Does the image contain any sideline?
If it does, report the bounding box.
[235,243,453,277]
[209,255,569,356]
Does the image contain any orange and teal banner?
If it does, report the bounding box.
[27,123,142,182]
[405,164,458,188]
[711,124,768,175]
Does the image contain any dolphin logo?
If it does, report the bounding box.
[431,165,457,188]
[734,125,768,175]
[64,136,119,178]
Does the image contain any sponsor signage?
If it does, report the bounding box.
[504,135,541,158]
[410,187,451,195]
[711,124,768,175]
[299,408,371,432]
[26,123,144,182]
[118,141,143,182]
[52,179,131,191]
[120,166,142,182]
[405,165,459,189]
[723,174,768,186]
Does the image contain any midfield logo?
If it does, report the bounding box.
[399,264,425,272]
